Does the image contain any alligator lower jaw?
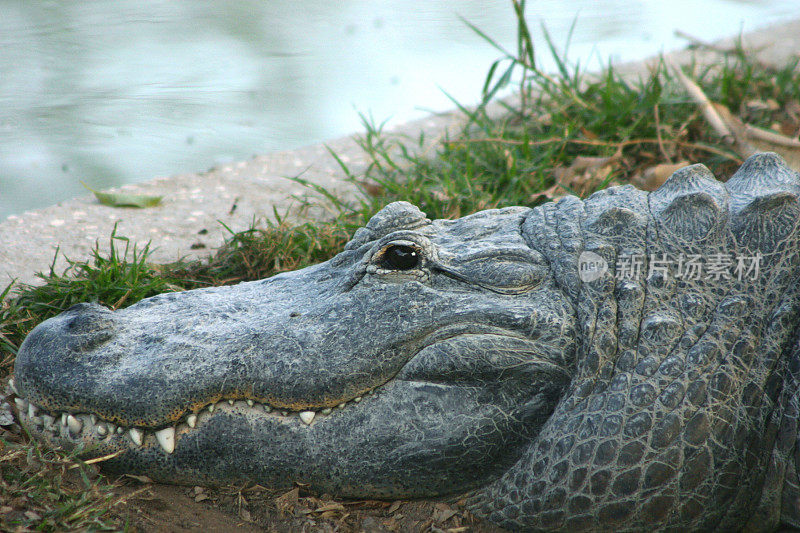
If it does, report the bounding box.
[13,383,374,455]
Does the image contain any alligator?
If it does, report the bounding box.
[11,152,800,531]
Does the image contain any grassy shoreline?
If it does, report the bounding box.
[2,4,800,530]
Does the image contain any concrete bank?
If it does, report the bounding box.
[2,19,799,286]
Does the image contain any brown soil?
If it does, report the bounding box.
[114,479,507,533]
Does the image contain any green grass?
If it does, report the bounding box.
[2,1,800,528]
[0,435,128,531]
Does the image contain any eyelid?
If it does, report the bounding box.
[371,239,422,263]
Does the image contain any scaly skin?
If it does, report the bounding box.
[13,152,800,531]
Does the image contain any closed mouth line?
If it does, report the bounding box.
[12,377,373,455]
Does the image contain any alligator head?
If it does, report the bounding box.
[12,153,800,531]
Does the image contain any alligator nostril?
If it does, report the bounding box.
[63,303,117,351]
[67,311,113,334]
[289,312,301,318]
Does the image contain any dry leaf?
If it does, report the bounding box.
[635,161,689,191]
[786,100,800,126]
[358,180,384,197]
[239,508,252,522]
[275,487,300,514]
[0,405,13,427]
[778,121,797,137]
[745,99,779,112]
[82,182,163,208]
[307,502,346,514]
[124,474,153,484]
[529,183,563,204]
[551,153,622,197]
[432,503,458,523]
[503,148,514,171]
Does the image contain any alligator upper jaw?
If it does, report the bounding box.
[13,246,561,429]
[12,321,558,455]
[13,259,421,428]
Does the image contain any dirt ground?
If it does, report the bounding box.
[113,478,506,533]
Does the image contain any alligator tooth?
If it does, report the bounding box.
[14,398,27,412]
[281,410,289,416]
[106,423,117,434]
[228,399,235,406]
[8,378,16,394]
[28,402,38,418]
[337,402,347,409]
[246,399,254,407]
[155,427,176,453]
[129,428,143,446]
[117,426,124,434]
[321,408,332,415]
[354,396,362,403]
[61,413,68,426]
[263,405,272,413]
[187,414,197,428]
[41,414,55,428]
[299,411,315,425]
[67,414,82,436]
[208,404,215,413]
[90,415,97,425]
[96,424,108,437]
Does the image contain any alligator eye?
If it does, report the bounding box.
[381,245,420,270]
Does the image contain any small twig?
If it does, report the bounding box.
[70,450,123,468]
[674,30,737,54]
[111,289,132,310]
[743,123,800,148]
[667,58,735,143]
[109,486,151,508]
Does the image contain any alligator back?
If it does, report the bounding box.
[471,152,800,531]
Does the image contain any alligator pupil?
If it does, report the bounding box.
[384,245,419,270]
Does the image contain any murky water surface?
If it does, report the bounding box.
[1,1,798,219]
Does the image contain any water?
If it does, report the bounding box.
[1,1,798,220]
